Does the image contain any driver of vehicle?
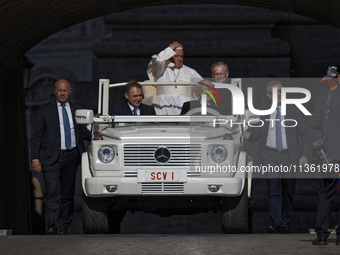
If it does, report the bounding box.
[111,80,156,115]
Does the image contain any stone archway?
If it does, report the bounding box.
[1,1,340,66]
[1,0,340,234]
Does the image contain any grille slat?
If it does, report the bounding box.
[141,183,184,194]
[124,144,201,166]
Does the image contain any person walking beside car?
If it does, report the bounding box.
[31,79,91,235]
[111,80,156,115]
[311,66,340,246]
[243,80,310,234]
[146,41,202,115]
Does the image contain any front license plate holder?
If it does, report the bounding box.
[137,170,187,183]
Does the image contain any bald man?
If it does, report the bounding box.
[31,79,91,235]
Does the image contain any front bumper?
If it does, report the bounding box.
[82,152,246,197]
[84,176,244,197]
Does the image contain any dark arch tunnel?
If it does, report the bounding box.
[1,0,340,234]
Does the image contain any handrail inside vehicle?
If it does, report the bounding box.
[97,79,242,116]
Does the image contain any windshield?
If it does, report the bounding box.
[92,115,240,137]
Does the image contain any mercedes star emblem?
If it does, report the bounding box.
[154,147,171,163]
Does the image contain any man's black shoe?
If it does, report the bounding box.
[59,231,68,235]
[336,238,340,245]
[312,237,327,245]
[267,225,281,233]
[46,228,56,235]
[281,226,290,234]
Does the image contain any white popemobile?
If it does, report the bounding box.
[76,79,253,234]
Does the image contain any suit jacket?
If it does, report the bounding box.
[310,87,340,160]
[247,104,311,165]
[31,100,91,165]
[111,101,156,115]
[215,87,232,115]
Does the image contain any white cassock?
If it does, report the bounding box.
[147,47,203,115]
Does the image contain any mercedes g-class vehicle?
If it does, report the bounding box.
[76,79,252,234]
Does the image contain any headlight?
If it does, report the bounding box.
[211,145,228,163]
[98,146,115,163]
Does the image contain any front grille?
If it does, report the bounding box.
[141,183,184,194]
[124,144,201,166]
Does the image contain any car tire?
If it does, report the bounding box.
[83,195,109,234]
[221,183,248,234]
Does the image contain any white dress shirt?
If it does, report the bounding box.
[266,106,288,149]
[127,102,140,115]
[57,101,76,149]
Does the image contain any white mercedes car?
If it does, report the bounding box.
[76,79,253,234]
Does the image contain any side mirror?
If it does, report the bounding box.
[75,109,94,125]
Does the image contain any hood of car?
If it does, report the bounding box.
[100,125,229,140]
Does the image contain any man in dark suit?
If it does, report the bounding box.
[311,66,340,245]
[111,80,156,115]
[244,80,311,234]
[31,79,91,235]
[211,62,232,115]
[181,79,224,115]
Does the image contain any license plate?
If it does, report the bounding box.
[138,170,187,182]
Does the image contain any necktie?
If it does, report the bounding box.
[275,107,283,152]
[132,107,138,115]
[62,104,71,149]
